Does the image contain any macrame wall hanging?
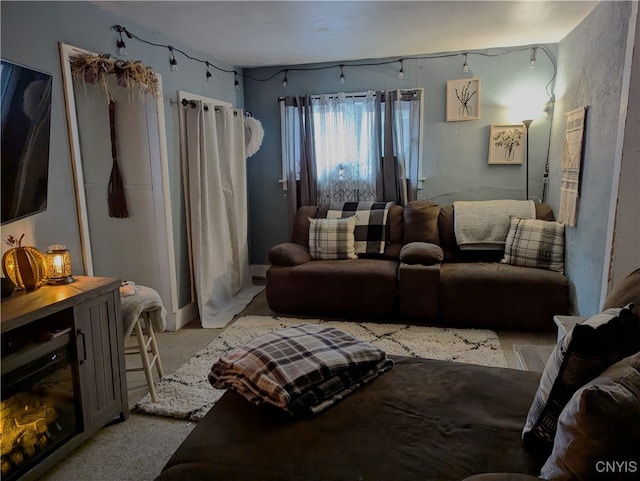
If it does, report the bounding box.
[557,71,590,227]
[107,101,129,218]
[558,106,587,226]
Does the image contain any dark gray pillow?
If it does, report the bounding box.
[540,352,640,481]
[522,304,640,455]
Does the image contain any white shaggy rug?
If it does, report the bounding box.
[134,316,507,421]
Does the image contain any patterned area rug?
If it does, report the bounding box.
[134,315,507,421]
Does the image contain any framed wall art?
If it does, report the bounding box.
[446,78,480,121]
[488,124,525,164]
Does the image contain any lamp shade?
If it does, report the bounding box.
[45,245,74,285]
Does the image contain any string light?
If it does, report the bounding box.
[110,25,556,99]
[169,47,178,72]
[114,25,127,56]
[530,47,537,68]
[206,61,213,82]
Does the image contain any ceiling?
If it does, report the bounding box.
[94,1,599,68]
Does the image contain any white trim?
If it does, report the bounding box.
[178,90,232,108]
[171,302,199,331]
[59,43,94,275]
[600,2,638,308]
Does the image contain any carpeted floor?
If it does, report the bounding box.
[40,288,556,481]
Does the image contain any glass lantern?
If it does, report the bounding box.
[45,245,74,285]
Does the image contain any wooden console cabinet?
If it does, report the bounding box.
[1,276,128,480]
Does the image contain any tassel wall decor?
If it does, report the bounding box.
[107,101,129,218]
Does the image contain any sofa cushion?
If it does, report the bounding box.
[266,259,399,318]
[522,305,640,455]
[387,203,404,245]
[602,268,640,319]
[400,242,444,266]
[309,216,357,260]
[540,352,640,481]
[403,201,440,245]
[501,217,565,272]
[327,202,392,255]
[268,243,311,266]
[291,205,319,246]
[438,262,569,330]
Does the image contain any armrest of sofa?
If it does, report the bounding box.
[400,242,444,266]
[268,242,311,266]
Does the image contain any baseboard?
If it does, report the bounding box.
[250,264,270,280]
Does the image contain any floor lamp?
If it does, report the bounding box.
[522,119,533,200]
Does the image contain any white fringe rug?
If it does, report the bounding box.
[134,315,507,421]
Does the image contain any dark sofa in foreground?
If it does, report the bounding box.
[267,201,570,330]
[156,357,544,481]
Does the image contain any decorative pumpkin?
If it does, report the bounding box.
[2,234,48,290]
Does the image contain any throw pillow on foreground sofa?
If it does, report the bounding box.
[522,304,640,454]
[540,351,640,481]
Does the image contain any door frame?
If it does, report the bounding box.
[59,42,179,327]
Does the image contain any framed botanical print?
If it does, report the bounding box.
[446,78,480,121]
[488,124,525,164]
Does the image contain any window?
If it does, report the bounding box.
[280,89,423,208]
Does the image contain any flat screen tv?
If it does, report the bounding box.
[1,59,53,224]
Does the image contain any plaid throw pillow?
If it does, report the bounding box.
[326,202,392,255]
[308,216,357,260]
[522,305,640,455]
[501,217,565,272]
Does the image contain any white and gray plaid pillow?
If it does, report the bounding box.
[308,216,357,260]
[501,217,565,272]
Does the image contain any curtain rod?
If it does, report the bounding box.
[277,88,421,103]
[181,98,209,111]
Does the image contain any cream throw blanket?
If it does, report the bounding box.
[120,285,167,340]
[454,200,536,250]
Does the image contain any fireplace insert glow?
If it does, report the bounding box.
[1,322,82,480]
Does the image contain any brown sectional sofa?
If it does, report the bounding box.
[266,201,570,330]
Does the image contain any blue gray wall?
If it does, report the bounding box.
[0,1,242,308]
[547,1,634,316]
[244,46,557,265]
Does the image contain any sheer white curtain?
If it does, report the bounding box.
[183,101,262,328]
[313,93,378,207]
